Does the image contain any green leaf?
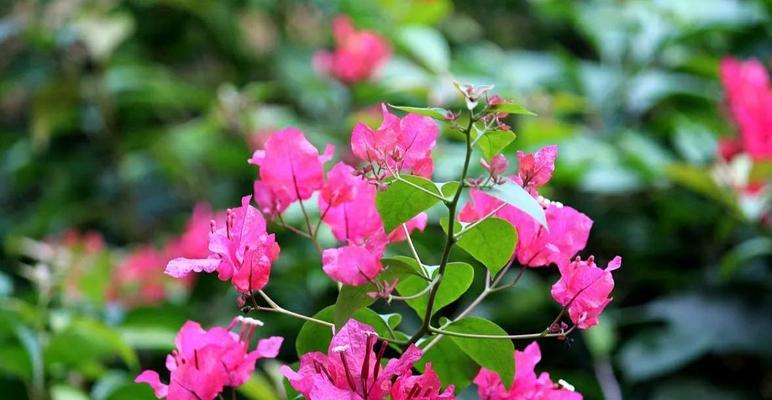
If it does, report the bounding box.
[381,256,426,279]
[441,181,461,197]
[334,284,376,329]
[419,337,479,390]
[456,217,518,276]
[446,317,515,388]
[476,130,516,161]
[389,104,451,120]
[295,306,396,355]
[397,26,449,73]
[377,175,444,232]
[397,262,474,318]
[489,103,537,116]
[486,181,547,227]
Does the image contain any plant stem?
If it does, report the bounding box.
[408,111,475,345]
[389,277,438,301]
[401,223,428,278]
[421,263,525,351]
[428,325,575,340]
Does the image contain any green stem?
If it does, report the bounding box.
[429,325,575,340]
[407,111,475,345]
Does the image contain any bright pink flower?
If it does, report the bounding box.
[474,342,582,400]
[459,190,592,268]
[720,58,772,160]
[322,243,385,286]
[351,104,439,178]
[391,363,455,400]
[136,317,283,400]
[249,128,335,213]
[319,162,383,243]
[513,145,558,194]
[165,196,280,294]
[551,256,621,329]
[313,16,391,83]
[321,162,363,208]
[281,319,422,400]
[318,162,427,285]
[481,154,509,176]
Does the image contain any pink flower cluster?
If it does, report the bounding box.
[474,341,581,400]
[282,320,454,400]
[719,58,772,161]
[136,317,283,400]
[352,104,439,178]
[248,112,436,286]
[165,196,280,294]
[313,16,391,83]
[459,145,620,329]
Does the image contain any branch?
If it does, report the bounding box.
[408,111,476,345]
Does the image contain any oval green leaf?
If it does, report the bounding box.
[456,217,518,276]
[396,262,474,318]
[376,175,444,232]
[446,317,515,389]
[389,104,451,121]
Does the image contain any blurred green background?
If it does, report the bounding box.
[1,0,770,399]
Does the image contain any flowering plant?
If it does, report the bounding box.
[136,82,622,400]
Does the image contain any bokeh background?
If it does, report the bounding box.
[1,0,770,399]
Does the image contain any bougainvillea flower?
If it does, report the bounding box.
[321,162,364,209]
[318,162,427,285]
[136,317,283,400]
[459,190,592,268]
[249,128,335,213]
[351,104,439,178]
[391,363,455,400]
[474,341,582,400]
[322,242,385,286]
[313,15,391,83]
[481,154,509,177]
[281,319,422,400]
[551,256,622,329]
[165,195,280,294]
[719,58,772,161]
[319,162,384,243]
[513,145,558,194]
[252,180,281,218]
